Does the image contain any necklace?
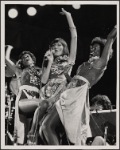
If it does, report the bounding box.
[54,55,68,64]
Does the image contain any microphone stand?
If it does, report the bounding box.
[104,126,108,145]
[5,94,14,145]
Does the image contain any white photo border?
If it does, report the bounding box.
[1,1,119,149]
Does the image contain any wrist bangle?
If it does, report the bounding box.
[69,27,76,29]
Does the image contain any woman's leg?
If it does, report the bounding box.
[40,106,62,145]
[19,99,41,114]
[29,100,49,134]
[18,98,45,144]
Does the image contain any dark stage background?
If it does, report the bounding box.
[5,4,117,106]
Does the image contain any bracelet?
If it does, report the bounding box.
[69,26,76,29]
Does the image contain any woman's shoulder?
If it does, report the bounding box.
[92,59,107,70]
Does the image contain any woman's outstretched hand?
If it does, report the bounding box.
[5,45,13,51]
[60,8,71,16]
[5,45,14,59]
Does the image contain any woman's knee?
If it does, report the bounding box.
[39,123,49,144]
[40,122,49,138]
[40,116,54,136]
[41,123,47,133]
[39,107,59,135]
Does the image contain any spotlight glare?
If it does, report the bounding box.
[38,4,46,6]
[27,7,37,16]
[8,8,18,19]
[72,4,81,9]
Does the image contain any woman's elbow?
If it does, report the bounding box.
[72,33,77,39]
[74,35,77,39]
[100,58,109,67]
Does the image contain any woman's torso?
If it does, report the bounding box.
[19,66,42,99]
[76,59,106,87]
[66,58,106,90]
[20,66,42,89]
[41,56,73,99]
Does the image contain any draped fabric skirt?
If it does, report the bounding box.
[56,76,92,145]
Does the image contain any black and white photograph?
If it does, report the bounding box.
[1,1,119,149]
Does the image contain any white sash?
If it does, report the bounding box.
[14,85,39,144]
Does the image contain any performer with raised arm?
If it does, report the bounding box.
[27,8,77,145]
[40,25,116,145]
[5,46,49,145]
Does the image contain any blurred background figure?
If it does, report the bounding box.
[90,94,113,111]
[90,94,116,145]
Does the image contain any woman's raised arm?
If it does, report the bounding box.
[60,8,77,64]
[5,45,21,75]
[100,25,117,66]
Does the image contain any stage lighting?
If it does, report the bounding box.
[72,4,81,9]
[27,7,37,16]
[8,8,18,19]
[38,4,46,6]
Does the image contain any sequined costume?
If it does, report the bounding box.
[40,55,74,106]
[19,66,41,99]
[14,66,42,144]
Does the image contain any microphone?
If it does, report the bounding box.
[51,49,55,54]
[44,52,49,60]
[44,56,48,60]
[44,49,55,61]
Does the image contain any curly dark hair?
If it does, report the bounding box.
[91,94,112,110]
[19,51,36,68]
[91,37,113,59]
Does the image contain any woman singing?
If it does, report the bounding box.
[5,46,48,145]
[27,8,77,145]
[40,25,117,145]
